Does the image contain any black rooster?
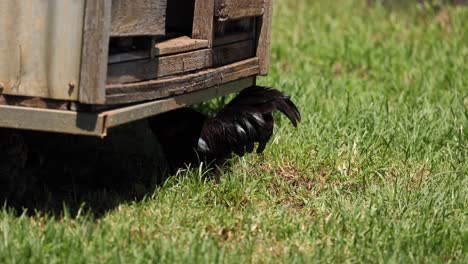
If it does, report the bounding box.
[148,86,301,174]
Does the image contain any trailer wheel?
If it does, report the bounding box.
[0,129,30,200]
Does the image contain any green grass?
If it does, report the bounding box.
[1,0,467,263]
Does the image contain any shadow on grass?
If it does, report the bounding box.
[0,120,170,218]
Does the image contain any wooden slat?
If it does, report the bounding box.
[0,77,255,137]
[107,49,213,84]
[193,0,215,46]
[256,0,273,75]
[79,0,112,104]
[214,32,253,46]
[154,36,209,56]
[105,77,256,128]
[0,95,70,110]
[110,0,166,36]
[108,39,256,84]
[105,58,260,104]
[213,39,255,66]
[215,0,265,21]
[108,50,149,64]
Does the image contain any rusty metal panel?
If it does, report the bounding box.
[0,0,85,100]
[0,105,107,137]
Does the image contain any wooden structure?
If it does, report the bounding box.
[0,0,273,137]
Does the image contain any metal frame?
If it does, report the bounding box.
[0,77,255,137]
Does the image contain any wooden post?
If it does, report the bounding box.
[192,0,215,47]
[79,0,112,105]
[256,0,273,75]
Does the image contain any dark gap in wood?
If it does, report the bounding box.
[108,36,153,64]
[166,0,196,37]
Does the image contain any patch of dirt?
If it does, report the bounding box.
[259,162,331,209]
[435,9,452,33]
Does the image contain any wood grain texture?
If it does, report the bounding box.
[193,0,215,46]
[105,77,255,128]
[108,39,255,84]
[154,36,209,56]
[213,40,255,66]
[79,0,112,104]
[108,50,149,64]
[110,0,166,36]
[256,0,273,75]
[107,49,213,84]
[0,95,70,110]
[215,0,265,21]
[105,58,260,104]
[214,32,253,46]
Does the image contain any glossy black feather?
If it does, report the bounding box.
[148,86,301,172]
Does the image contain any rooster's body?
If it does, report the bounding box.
[148,86,301,173]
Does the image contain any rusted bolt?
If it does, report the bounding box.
[68,82,76,96]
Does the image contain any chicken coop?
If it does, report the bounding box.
[0,0,273,137]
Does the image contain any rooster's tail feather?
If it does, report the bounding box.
[199,86,301,158]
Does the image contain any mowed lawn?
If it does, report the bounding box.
[1,0,467,263]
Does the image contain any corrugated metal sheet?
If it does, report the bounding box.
[0,0,85,100]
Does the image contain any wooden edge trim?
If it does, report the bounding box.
[256,0,273,75]
[215,0,265,21]
[105,58,260,104]
[107,39,256,85]
[0,77,255,137]
[104,77,256,129]
[107,49,214,84]
[193,0,215,47]
[154,36,209,56]
[79,0,112,105]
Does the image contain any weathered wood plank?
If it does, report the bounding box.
[0,95,70,110]
[111,0,166,36]
[193,0,215,46]
[215,0,265,21]
[214,32,253,46]
[106,77,256,128]
[154,36,209,56]
[105,58,260,104]
[79,0,112,104]
[0,77,255,136]
[256,0,273,75]
[107,49,213,84]
[108,39,255,84]
[213,40,255,66]
[108,50,149,64]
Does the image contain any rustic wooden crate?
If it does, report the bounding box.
[111,0,166,36]
[215,0,265,21]
[0,0,274,136]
